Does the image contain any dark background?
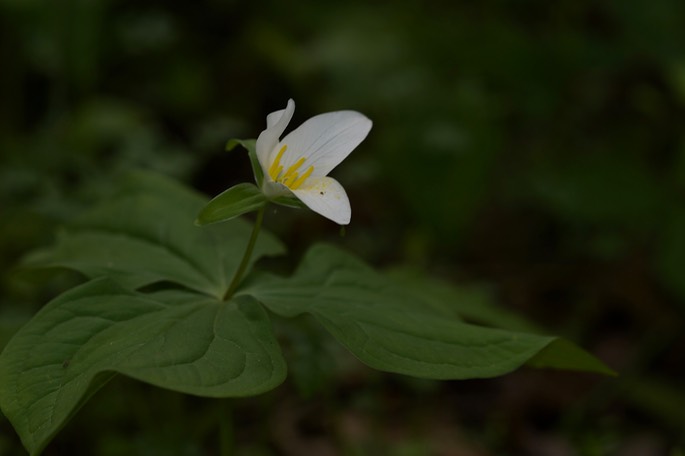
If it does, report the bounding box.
[1,0,684,454]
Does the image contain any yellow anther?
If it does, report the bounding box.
[268,145,287,180]
[267,145,314,189]
[291,166,314,189]
[283,172,300,187]
[282,157,306,180]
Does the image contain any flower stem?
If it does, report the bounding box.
[223,206,265,300]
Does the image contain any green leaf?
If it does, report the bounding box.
[227,138,263,186]
[196,183,267,226]
[0,278,286,455]
[23,171,283,299]
[242,244,615,379]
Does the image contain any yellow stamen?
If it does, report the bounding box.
[273,165,283,179]
[291,166,314,189]
[268,145,287,180]
[267,145,315,189]
[283,173,299,187]
[282,157,306,180]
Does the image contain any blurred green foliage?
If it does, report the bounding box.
[1,0,684,453]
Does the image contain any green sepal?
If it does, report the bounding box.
[196,182,267,226]
[272,195,307,209]
[226,138,263,187]
[225,138,307,210]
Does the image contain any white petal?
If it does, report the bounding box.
[277,110,372,178]
[291,177,351,225]
[256,99,295,173]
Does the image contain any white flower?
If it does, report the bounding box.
[256,99,372,225]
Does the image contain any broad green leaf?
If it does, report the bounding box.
[242,244,614,379]
[0,279,286,455]
[196,182,267,225]
[227,138,263,186]
[23,171,283,299]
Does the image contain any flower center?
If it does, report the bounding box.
[268,144,314,190]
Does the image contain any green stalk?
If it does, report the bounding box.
[223,206,265,300]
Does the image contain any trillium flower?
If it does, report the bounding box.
[256,99,372,225]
